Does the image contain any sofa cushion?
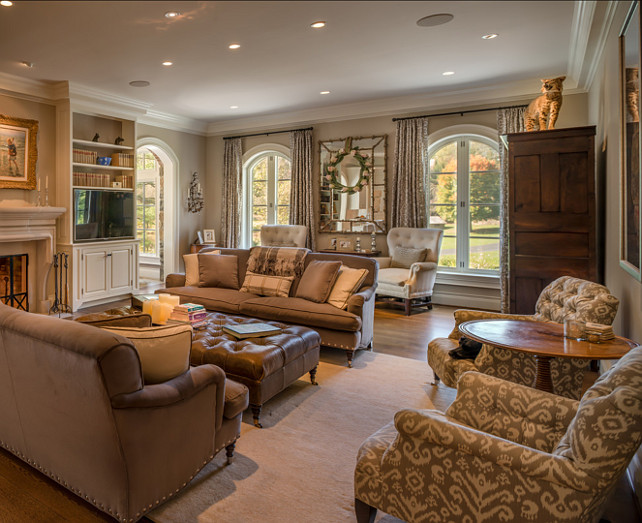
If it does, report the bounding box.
[327,266,369,309]
[199,253,239,289]
[101,323,192,384]
[240,297,361,332]
[159,286,259,314]
[295,260,342,303]
[391,247,427,268]
[240,271,294,297]
[378,268,411,286]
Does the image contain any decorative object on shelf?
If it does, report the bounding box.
[338,239,353,252]
[187,171,204,213]
[355,237,361,252]
[323,137,372,194]
[0,114,38,190]
[49,252,71,316]
[196,230,204,244]
[92,133,100,142]
[203,229,216,243]
[114,136,124,145]
[97,156,112,166]
[370,232,378,254]
[330,238,337,250]
[524,76,565,131]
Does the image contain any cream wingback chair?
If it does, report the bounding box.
[427,276,620,399]
[375,227,443,315]
[260,224,308,247]
[354,345,642,523]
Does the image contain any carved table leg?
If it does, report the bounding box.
[534,355,553,393]
[309,365,319,385]
[251,404,263,428]
[225,442,235,464]
[355,498,377,523]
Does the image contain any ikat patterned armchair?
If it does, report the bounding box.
[427,276,620,399]
[355,345,642,523]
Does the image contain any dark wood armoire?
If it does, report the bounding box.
[507,126,600,313]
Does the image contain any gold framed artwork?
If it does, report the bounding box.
[0,114,38,190]
[619,1,642,279]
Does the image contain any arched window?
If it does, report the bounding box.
[427,134,500,273]
[136,148,160,258]
[242,147,291,247]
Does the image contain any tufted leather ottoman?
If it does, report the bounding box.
[190,312,321,427]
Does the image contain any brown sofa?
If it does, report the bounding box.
[159,248,378,366]
[0,302,248,522]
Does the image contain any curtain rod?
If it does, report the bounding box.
[223,126,313,140]
[392,104,527,122]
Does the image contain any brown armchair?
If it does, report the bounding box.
[355,345,642,522]
[427,276,619,398]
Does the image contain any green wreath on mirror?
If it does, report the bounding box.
[324,137,373,194]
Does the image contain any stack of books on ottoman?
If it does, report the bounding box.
[170,303,207,328]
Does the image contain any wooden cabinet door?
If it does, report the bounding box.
[82,248,109,300]
[508,126,597,313]
[109,247,133,293]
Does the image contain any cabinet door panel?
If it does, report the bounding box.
[110,248,132,292]
[83,251,108,297]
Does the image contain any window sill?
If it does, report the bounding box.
[435,270,500,289]
[140,256,161,266]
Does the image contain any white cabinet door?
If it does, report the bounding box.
[82,249,109,299]
[110,247,132,292]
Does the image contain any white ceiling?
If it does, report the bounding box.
[0,1,598,131]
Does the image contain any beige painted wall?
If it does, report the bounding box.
[0,94,56,208]
[205,92,588,254]
[587,2,642,503]
[136,124,207,269]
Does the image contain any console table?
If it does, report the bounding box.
[190,243,219,253]
[318,249,380,258]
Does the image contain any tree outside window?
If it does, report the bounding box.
[136,149,159,256]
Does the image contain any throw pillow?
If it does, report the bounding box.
[295,260,342,303]
[240,271,294,297]
[198,254,239,289]
[101,323,192,384]
[327,266,369,309]
[247,246,308,278]
[391,247,428,269]
[183,253,200,286]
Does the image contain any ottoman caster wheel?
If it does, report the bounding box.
[251,404,263,428]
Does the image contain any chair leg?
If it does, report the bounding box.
[225,442,235,464]
[251,404,263,428]
[404,299,411,315]
[355,498,377,523]
[346,350,354,368]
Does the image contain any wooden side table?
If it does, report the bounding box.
[318,249,380,258]
[190,243,219,254]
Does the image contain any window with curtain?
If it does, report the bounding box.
[428,135,500,273]
[244,151,291,246]
[136,149,159,257]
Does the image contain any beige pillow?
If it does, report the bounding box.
[199,253,239,289]
[102,324,193,384]
[240,271,294,297]
[327,266,369,309]
[295,260,342,303]
[391,247,427,268]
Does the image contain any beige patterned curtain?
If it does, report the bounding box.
[390,118,429,228]
[497,106,526,313]
[221,137,243,248]
[289,129,316,250]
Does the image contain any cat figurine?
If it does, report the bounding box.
[524,76,566,131]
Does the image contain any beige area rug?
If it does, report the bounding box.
[148,350,436,523]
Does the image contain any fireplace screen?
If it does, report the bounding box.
[0,254,28,311]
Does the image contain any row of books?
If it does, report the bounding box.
[111,153,134,167]
[117,174,135,188]
[73,172,111,187]
[73,149,98,164]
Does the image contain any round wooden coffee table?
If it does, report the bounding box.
[458,319,637,393]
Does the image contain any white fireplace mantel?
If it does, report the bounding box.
[0,206,66,313]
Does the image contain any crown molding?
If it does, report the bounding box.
[584,1,618,90]
[0,72,57,105]
[567,0,596,89]
[138,110,208,135]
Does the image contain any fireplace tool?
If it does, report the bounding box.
[49,252,71,316]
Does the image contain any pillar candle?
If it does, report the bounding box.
[159,303,173,324]
[142,299,154,316]
[166,295,180,307]
[151,300,162,324]
[158,293,171,304]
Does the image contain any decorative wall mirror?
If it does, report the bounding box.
[620,1,642,279]
[319,135,387,233]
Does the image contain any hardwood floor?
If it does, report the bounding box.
[0,298,639,522]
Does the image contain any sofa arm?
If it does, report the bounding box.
[406,261,438,288]
[447,371,578,452]
[347,286,376,348]
[111,364,226,429]
[392,408,593,492]
[166,272,186,287]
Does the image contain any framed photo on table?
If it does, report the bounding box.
[0,114,38,190]
[203,229,216,243]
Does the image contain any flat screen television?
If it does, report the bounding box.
[74,189,135,242]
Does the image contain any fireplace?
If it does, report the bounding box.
[0,254,29,311]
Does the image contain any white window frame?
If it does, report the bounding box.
[427,124,501,277]
[136,150,160,263]
[241,144,291,248]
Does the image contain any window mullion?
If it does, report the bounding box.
[457,139,469,271]
[267,155,276,224]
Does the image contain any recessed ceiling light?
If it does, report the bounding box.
[162,61,173,66]
[320,90,330,95]
[416,14,454,27]
[482,33,498,40]
[129,80,151,87]
[228,43,241,50]
[230,105,239,109]
[1,1,14,6]
[311,21,326,28]
[164,11,180,18]
[442,71,455,76]
[21,61,34,68]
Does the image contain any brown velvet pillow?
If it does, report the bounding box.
[295,260,342,303]
[198,254,239,289]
